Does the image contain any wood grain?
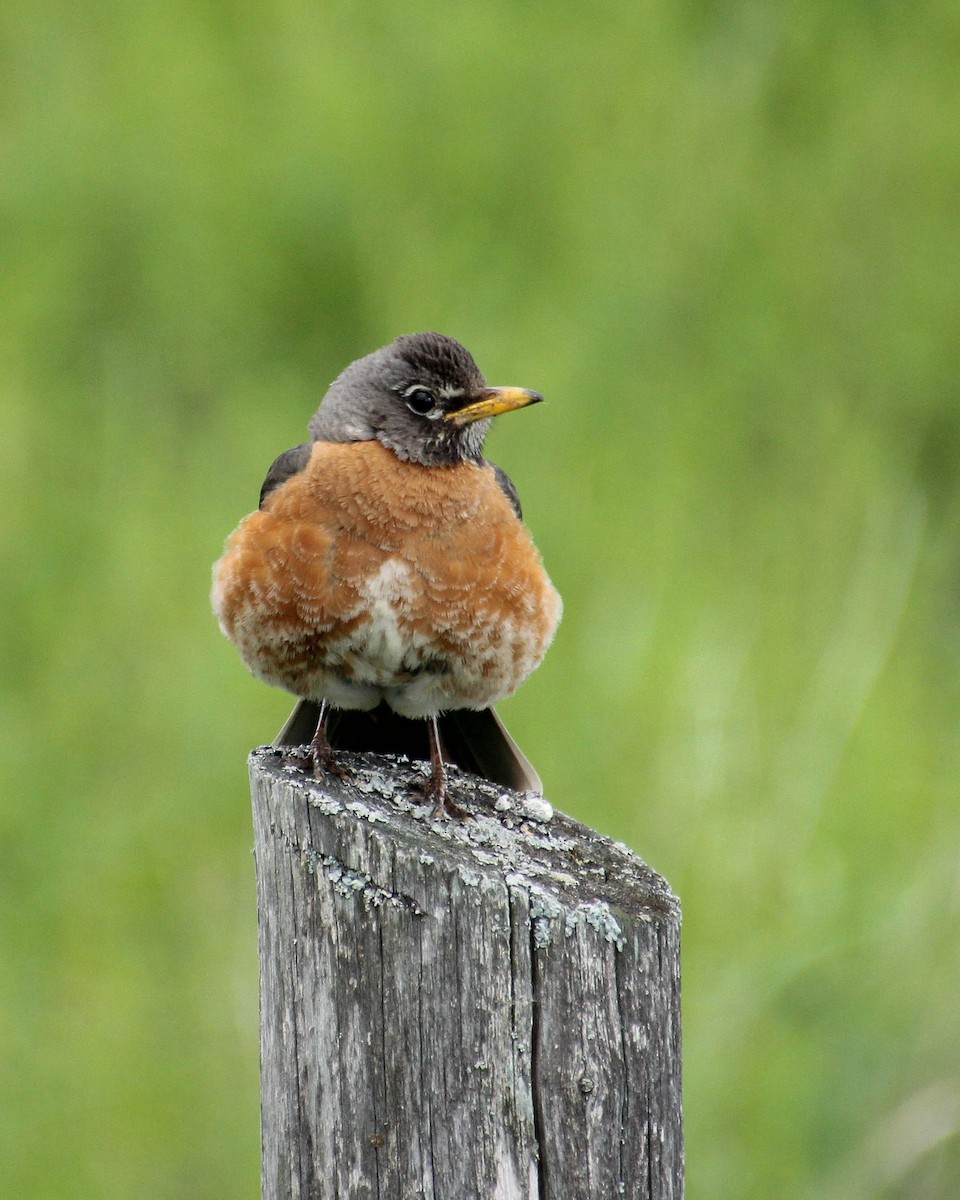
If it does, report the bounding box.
[250,746,682,1199]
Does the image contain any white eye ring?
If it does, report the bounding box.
[403,387,437,417]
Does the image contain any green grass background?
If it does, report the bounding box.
[3,1,959,1196]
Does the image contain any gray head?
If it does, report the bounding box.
[308,332,542,466]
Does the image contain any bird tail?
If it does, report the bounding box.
[274,700,543,794]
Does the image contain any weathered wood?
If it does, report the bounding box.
[250,745,682,1199]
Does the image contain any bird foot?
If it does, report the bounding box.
[283,743,350,783]
[439,794,469,819]
[412,773,469,819]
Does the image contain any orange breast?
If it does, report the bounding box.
[212,440,561,716]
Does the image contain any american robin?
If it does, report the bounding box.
[212,332,561,813]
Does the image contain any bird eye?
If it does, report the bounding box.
[404,387,436,416]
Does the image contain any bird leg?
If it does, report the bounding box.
[420,715,467,818]
[284,700,348,781]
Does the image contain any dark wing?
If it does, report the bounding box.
[259,443,313,509]
[490,462,522,520]
[274,700,543,794]
[438,707,542,793]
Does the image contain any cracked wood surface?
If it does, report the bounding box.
[250,745,683,1199]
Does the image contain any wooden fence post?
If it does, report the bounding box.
[250,745,683,1199]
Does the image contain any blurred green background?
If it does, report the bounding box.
[3,1,959,1196]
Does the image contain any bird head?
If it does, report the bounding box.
[308,332,543,466]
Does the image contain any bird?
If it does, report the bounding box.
[212,332,561,814]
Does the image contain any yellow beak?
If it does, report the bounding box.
[443,386,544,426]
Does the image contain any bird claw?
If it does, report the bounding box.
[439,794,469,820]
[283,743,350,783]
[412,774,469,819]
